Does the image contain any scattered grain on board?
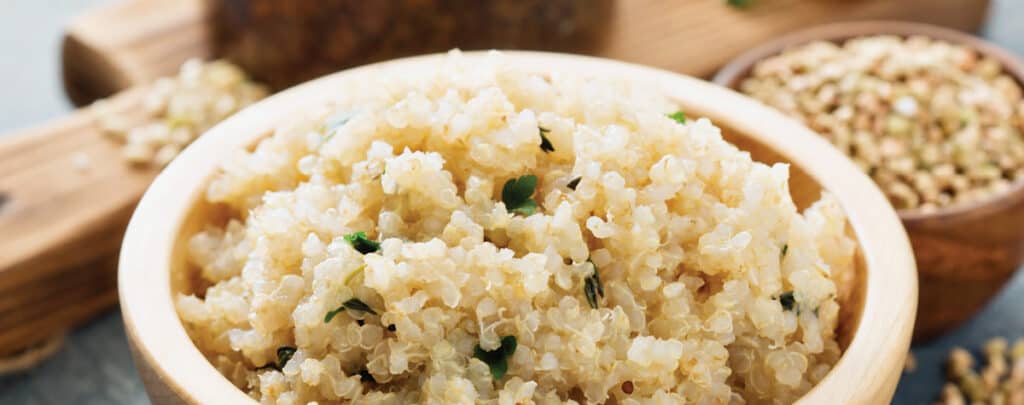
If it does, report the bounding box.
[71,152,91,173]
[938,337,1024,404]
[741,35,1024,213]
[92,59,267,167]
[905,351,918,373]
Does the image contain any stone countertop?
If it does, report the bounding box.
[1,0,1022,403]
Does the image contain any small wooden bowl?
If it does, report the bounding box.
[713,21,1024,341]
[119,51,917,404]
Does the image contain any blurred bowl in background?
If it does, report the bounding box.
[714,21,1024,341]
[208,0,615,90]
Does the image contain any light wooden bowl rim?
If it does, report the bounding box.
[712,20,1024,224]
[119,51,917,405]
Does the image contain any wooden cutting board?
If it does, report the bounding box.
[0,0,990,357]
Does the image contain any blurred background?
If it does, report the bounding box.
[2,0,1024,404]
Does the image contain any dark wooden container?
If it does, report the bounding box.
[208,0,615,89]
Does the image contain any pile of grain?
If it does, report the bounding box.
[742,36,1024,212]
[177,51,857,404]
[94,59,267,167]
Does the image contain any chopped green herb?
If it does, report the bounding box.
[342,265,366,286]
[343,298,377,315]
[539,127,555,153]
[584,278,599,309]
[324,298,378,323]
[589,260,604,297]
[502,175,539,215]
[324,307,344,323]
[501,335,517,356]
[566,177,582,190]
[474,335,518,379]
[779,291,796,311]
[667,111,687,124]
[165,114,192,130]
[323,110,357,140]
[781,244,788,259]
[358,369,376,383]
[344,231,380,254]
[277,346,297,368]
[258,346,297,371]
[725,0,752,8]
[583,260,604,309]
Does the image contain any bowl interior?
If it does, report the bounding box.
[122,51,914,405]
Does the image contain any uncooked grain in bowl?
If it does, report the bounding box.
[176,51,857,404]
[740,35,1024,213]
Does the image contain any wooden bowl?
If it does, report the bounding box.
[712,21,1024,341]
[119,51,917,404]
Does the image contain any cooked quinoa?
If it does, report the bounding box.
[177,52,857,404]
[94,59,267,167]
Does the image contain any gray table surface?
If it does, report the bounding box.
[1,1,1023,404]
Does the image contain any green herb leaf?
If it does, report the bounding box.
[474,336,518,379]
[779,291,796,311]
[590,261,604,298]
[277,346,297,368]
[512,199,537,215]
[325,298,378,323]
[344,231,381,254]
[502,175,539,215]
[500,335,518,357]
[667,111,687,124]
[323,110,357,140]
[566,177,582,191]
[324,307,345,323]
[781,244,788,259]
[539,127,555,153]
[358,369,376,383]
[343,298,377,315]
[486,356,508,380]
[257,346,298,371]
[583,260,604,309]
[342,265,366,286]
[584,280,598,309]
[725,0,752,8]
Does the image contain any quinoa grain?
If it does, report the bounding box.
[94,59,267,168]
[940,338,1024,405]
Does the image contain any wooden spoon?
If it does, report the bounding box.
[0,0,991,357]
